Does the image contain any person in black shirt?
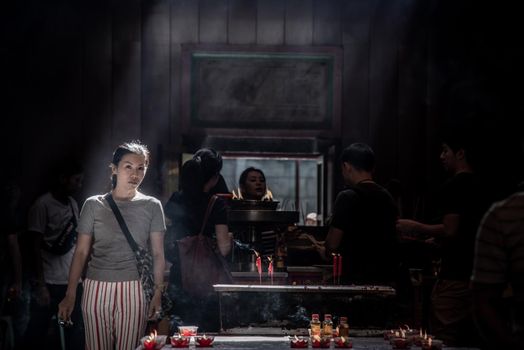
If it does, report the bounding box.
[397,136,490,346]
[325,143,399,285]
[164,148,231,331]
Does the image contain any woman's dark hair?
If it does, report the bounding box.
[239,167,266,187]
[340,143,375,172]
[110,140,149,188]
[180,148,223,197]
[193,148,223,184]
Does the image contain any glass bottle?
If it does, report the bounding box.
[338,316,349,337]
[275,232,287,272]
[322,314,333,337]
[310,313,321,336]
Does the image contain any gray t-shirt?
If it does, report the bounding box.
[77,192,166,282]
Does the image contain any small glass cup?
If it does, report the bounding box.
[177,325,198,337]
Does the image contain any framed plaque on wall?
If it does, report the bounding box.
[180,44,342,137]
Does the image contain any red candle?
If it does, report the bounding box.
[334,336,353,348]
[143,340,155,350]
[392,337,409,349]
[195,335,214,347]
[255,252,262,284]
[332,253,338,284]
[143,331,157,350]
[171,335,190,348]
[337,254,343,284]
[267,256,274,284]
[311,335,331,348]
[290,336,308,348]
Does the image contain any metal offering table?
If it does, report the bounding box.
[214,284,397,332]
[214,284,396,295]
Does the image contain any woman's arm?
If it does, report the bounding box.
[148,231,165,318]
[58,233,92,320]
[215,224,231,256]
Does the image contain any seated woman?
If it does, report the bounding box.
[239,167,268,200]
[164,148,231,332]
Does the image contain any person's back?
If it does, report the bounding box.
[332,181,399,284]
[472,191,524,350]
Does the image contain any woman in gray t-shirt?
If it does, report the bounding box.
[58,141,166,350]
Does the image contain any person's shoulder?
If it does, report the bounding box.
[81,194,107,209]
[136,192,163,206]
[336,187,361,204]
[33,192,52,205]
[84,194,106,203]
[338,187,360,198]
[489,191,524,217]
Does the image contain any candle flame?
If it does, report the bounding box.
[400,329,406,338]
[261,188,273,201]
[294,335,299,341]
[340,336,346,342]
[424,331,427,340]
[232,188,243,199]
[254,250,259,257]
[394,331,400,337]
[145,330,157,343]
[428,338,432,346]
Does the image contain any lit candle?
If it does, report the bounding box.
[422,337,442,350]
[311,335,330,348]
[143,331,157,350]
[334,336,352,348]
[290,335,308,348]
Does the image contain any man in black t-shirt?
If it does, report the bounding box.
[325,143,399,285]
[397,136,490,346]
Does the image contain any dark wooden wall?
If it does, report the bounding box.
[5,0,524,213]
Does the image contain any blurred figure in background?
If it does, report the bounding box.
[397,131,491,346]
[324,143,399,285]
[0,181,23,349]
[23,160,85,349]
[164,148,231,332]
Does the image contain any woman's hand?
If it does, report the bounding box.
[148,291,162,320]
[58,294,76,322]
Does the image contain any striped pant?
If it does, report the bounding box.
[82,279,147,350]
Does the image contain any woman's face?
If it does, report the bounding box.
[112,153,148,191]
[241,170,266,200]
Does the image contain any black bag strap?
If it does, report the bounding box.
[105,193,139,253]
[198,195,217,237]
[68,199,77,226]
